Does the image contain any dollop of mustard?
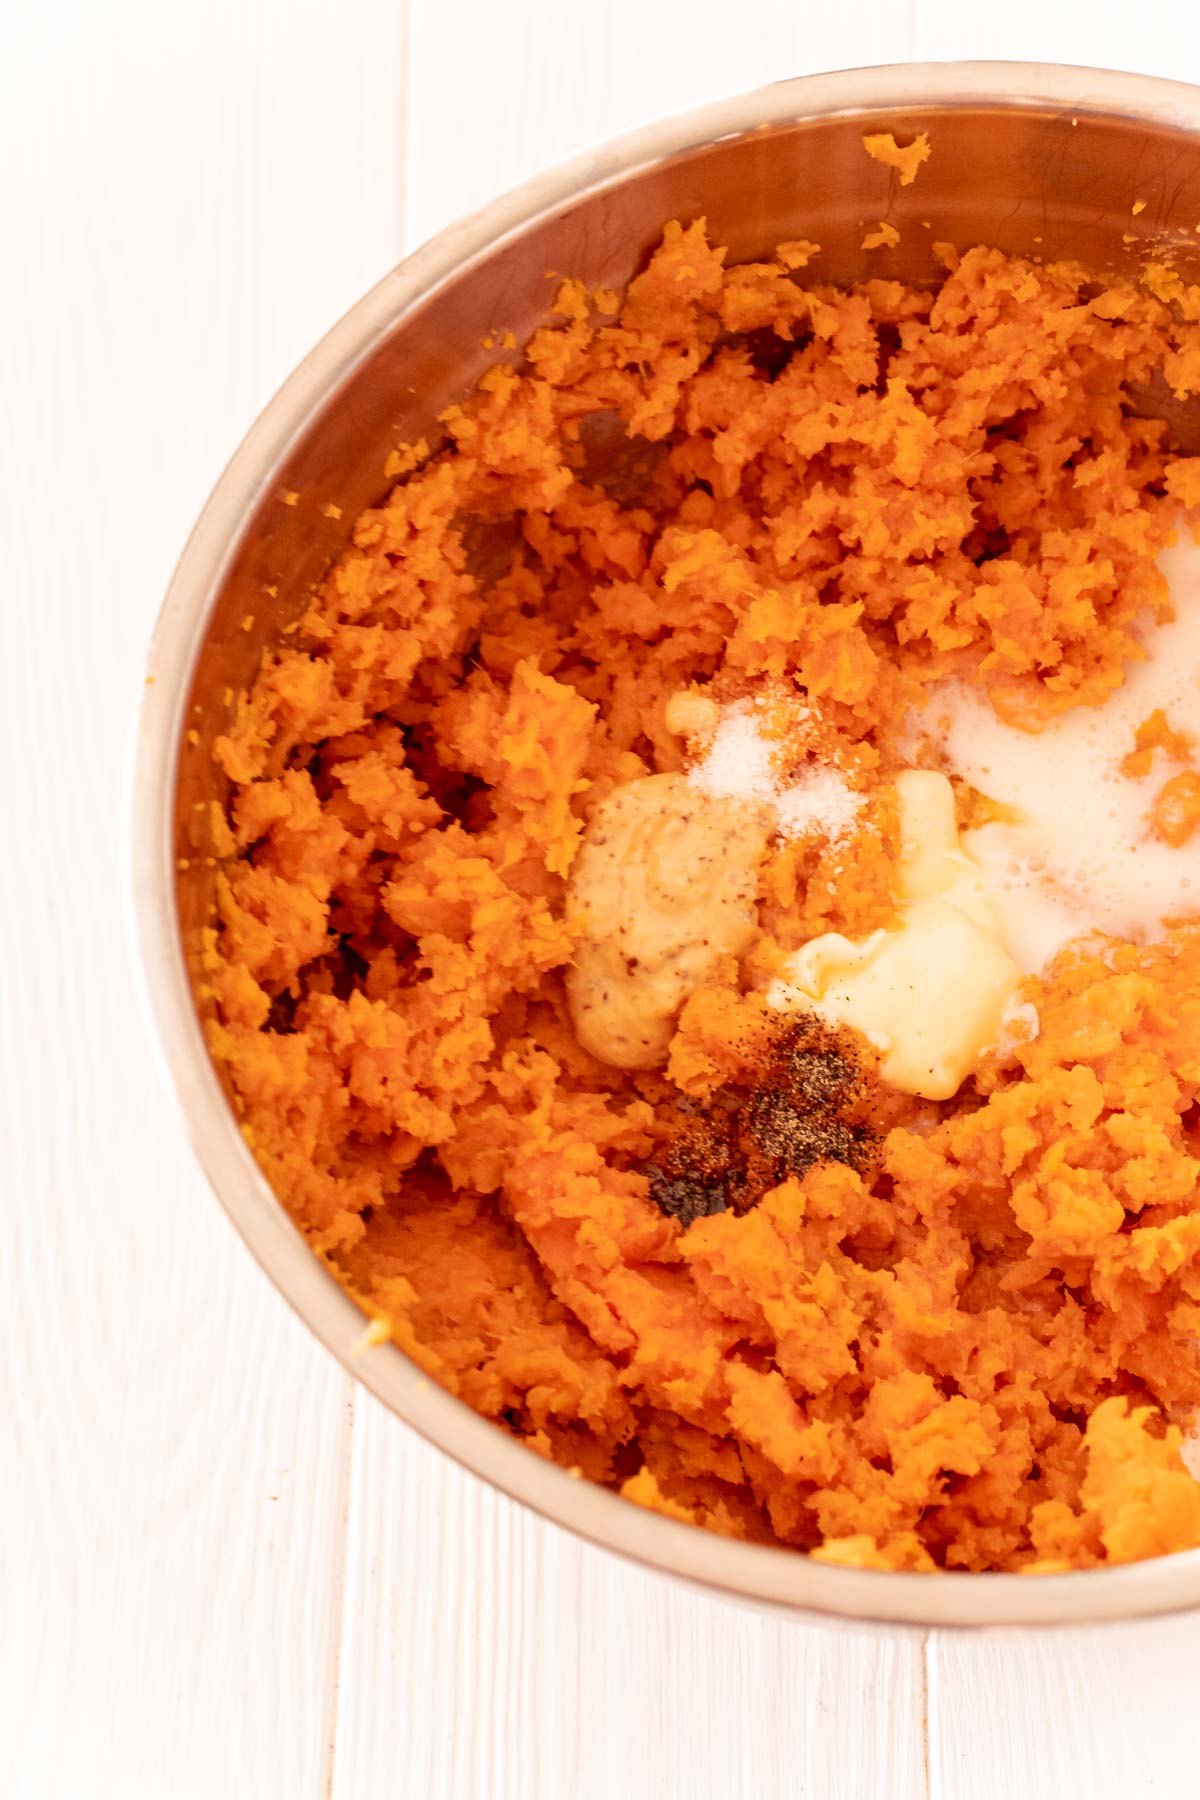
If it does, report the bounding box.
[565,773,770,1069]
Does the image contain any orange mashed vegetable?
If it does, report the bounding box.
[205,222,1200,1572]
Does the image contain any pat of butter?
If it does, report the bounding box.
[768,771,1022,1100]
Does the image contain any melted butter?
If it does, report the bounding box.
[925,531,1200,971]
[768,771,1023,1100]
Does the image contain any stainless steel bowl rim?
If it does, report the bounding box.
[129,61,1200,1630]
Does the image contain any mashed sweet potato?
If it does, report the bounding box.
[204,220,1200,1571]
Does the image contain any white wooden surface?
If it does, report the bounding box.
[5,3,1200,1796]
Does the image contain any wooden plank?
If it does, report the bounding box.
[911,0,1183,70]
[0,3,404,1795]
[332,1400,926,1800]
[928,1616,1199,1799]
[403,0,922,250]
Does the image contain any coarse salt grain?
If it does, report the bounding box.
[688,699,862,843]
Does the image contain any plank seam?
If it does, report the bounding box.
[322,1384,357,1800]
[398,0,414,254]
[920,1628,931,1800]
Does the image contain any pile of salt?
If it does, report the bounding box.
[687,699,862,844]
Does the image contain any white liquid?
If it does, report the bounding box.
[921,531,1200,972]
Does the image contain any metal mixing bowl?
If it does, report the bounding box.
[131,62,1200,1629]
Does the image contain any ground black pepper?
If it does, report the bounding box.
[647,1015,880,1229]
